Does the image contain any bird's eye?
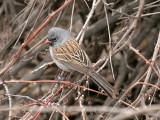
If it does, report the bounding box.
[52,37,57,41]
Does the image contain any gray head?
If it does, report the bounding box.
[47,27,71,47]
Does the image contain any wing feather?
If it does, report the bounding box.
[53,38,91,73]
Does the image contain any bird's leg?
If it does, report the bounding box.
[63,72,70,81]
[57,70,70,81]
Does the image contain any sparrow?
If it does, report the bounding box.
[45,27,118,98]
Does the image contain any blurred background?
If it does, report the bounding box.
[0,0,160,120]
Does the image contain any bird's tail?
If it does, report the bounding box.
[89,69,118,98]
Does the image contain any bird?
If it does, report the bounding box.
[45,27,118,98]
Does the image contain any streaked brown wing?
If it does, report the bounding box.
[53,38,91,73]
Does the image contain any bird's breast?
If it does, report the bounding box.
[49,46,71,72]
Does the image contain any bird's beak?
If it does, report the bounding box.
[45,39,52,44]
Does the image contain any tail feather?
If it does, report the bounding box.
[89,70,118,98]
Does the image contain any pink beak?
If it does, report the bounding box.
[45,39,52,44]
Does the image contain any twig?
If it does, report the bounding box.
[5,94,37,102]
[3,83,12,120]
[33,86,64,120]
[142,11,160,17]
[134,0,160,9]
[14,0,72,58]
[112,0,145,54]
[30,61,55,74]
[78,88,87,120]
[76,0,101,42]
[105,1,146,118]
[103,1,136,18]
[22,36,47,57]
[13,0,37,48]
[28,0,47,40]
[1,80,106,96]
[139,30,160,101]
[129,44,160,80]
[0,0,73,76]
[103,0,115,80]
[112,27,129,35]
[50,103,69,120]
[129,31,160,118]
[138,82,160,90]
[112,104,160,120]
[69,0,75,33]
[83,0,90,11]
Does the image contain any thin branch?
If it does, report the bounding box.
[76,0,101,42]
[0,0,73,76]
